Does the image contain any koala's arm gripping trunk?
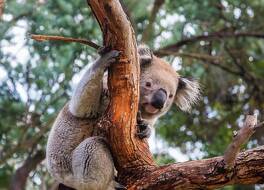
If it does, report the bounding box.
[88,0,156,186]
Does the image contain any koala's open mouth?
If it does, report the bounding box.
[143,103,159,114]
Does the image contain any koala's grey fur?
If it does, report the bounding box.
[46,45,200,190]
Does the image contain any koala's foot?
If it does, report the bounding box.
[136,111,151,139]
[137,122,151,139]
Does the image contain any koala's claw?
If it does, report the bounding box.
[97,49,121,69]
[104,50,121,65]
[115,183,127,190]
[136,111,151,139]
[137,123,151,139]
[98,46,121,58]
[98,46,111,55]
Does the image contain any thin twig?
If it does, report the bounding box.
[30,34,101,50]
[223,115,260,169]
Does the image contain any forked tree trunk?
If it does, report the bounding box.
[85,0,264,189]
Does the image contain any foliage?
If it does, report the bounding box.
[0,0,263,189]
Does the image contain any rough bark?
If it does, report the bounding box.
[86,1,264,190]
[129,146,264,190]
[87,0,156,184]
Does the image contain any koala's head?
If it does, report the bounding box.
[138,44,200,120]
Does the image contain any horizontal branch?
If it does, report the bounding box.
[30,34,101,50]
[159,49,241,76]
[130,146,264,190]
[155,31,264,56]
[159,50,223,62]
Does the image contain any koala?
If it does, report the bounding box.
[46,45,200,190]
[136,44,200,138]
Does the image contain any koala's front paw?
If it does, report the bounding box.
[98,46,111,55]
[137,122,151,139]
[136,111,151,139]
[97,47,121,68]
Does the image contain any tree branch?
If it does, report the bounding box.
[10,151,45,190]
[224,115,257,169]
[130,145,264,190]
[0,117,54,165]
[141,0,165,43]
[30,34,101,50]
[155,31,264,56]
[158,49,241,76]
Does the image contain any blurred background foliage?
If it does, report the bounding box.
[0,0,264,189]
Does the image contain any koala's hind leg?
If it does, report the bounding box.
[69,50,120,118]
[71,137,116,190]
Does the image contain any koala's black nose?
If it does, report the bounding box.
[151,89,167,109]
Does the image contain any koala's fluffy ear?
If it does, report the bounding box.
[174,77,200,112]
[138,44,153,65]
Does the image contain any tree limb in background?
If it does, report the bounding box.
[0,0,4,18]
[30,34,101,50]
[155,31,264,57]
[0,117,54,165]
[142,0,165,43]
[10,151,45,190]
[159,49,242,76]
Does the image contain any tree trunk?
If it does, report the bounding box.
[87,0,156,183]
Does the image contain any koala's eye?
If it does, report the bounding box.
[169,94,173,98]
[145,82,152,87]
